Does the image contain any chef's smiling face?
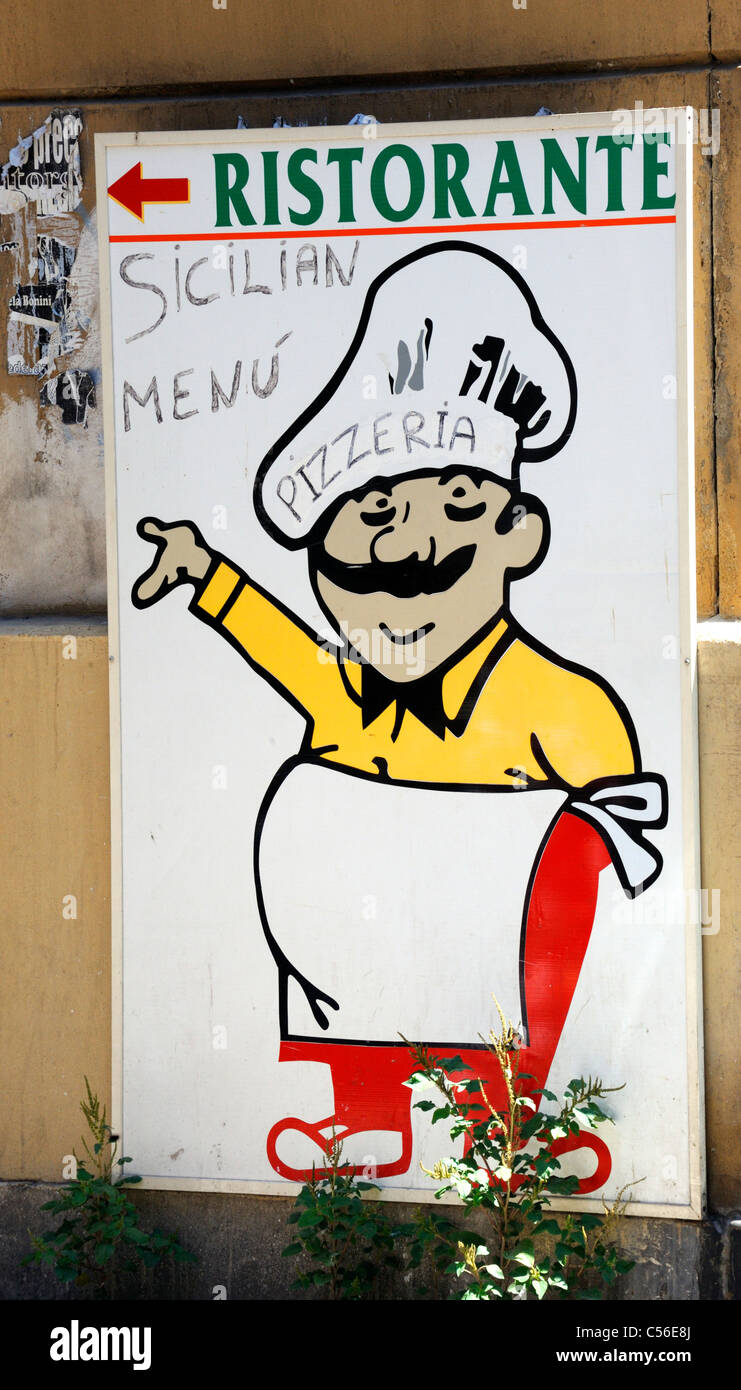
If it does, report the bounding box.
[311,469,547,683]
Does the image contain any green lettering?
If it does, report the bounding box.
[433,143,475,219]
[327,147,364,222]
[483,141,533,217]
[370,144,425,223]
[213,153,256,228]
[262,150,280,225]
[643,132,675,210]
[595,134,634,212]
[542,136,589,215]
[288,149,324,226]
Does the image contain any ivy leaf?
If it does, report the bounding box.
[436,1056,471,1074]
[534,1218,561,1236]
[532,1154,556,1177]
[174,1248,198,1264]
[547,1124,569,1140]
[297,1210,324,1228]
[123,1226,150,1245]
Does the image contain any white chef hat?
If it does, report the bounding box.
[254,241,576,547]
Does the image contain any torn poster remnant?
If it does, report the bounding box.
[40,370,96,426]
[9,283,67,328]
[38,234,76,283]
[1,108,95,422]
[7,225,91,377]
[0,110,83,215]
[8,276,71,375]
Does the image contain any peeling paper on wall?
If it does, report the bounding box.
[7,252,75,376]
[0,110,83,215]
[40,369,96,425]
[2,110,95,414]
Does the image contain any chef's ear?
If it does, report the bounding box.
[495,490,550,577]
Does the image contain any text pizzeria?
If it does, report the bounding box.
[275,409,478,522]
[213,135,675,228]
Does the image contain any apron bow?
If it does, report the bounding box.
[568,774,668,897]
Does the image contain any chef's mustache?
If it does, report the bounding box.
[314,543,476,598]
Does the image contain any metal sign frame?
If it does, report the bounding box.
[97,112,703,1217]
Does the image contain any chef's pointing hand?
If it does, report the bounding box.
[133,517,213,607]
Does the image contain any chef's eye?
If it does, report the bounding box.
[444,499,487,522]
[360,500,396,526]
[358,500,394,522]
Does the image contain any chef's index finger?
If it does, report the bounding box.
[137,517,167,542]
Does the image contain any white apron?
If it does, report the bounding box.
[257,759,567,1047]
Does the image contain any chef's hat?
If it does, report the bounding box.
[254,240,576,547]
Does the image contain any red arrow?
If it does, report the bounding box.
[107,162,190,221]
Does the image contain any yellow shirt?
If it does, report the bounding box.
[193,560,637,789]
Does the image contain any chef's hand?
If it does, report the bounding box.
[133,517,213,607]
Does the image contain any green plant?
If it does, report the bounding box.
[281,1131,402,1299]
[23,1078,197,1298]
[404,1006,636,1300]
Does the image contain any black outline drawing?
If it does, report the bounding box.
[253,241,578,549]
[132,240,668,1060]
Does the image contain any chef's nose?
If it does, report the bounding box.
[371,494,434,563]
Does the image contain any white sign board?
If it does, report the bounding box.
[97,114,703,1215]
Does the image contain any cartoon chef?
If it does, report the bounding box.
[133,242,667,1192]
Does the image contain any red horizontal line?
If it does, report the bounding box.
[109,214,676,243]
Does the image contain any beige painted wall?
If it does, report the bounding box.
[0,0,718,100]
[712,70,741,618]
[0,629,110,1182]
[698,625,741,1212]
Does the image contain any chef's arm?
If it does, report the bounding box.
[190,558,334,716]
[131,515,333,717]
